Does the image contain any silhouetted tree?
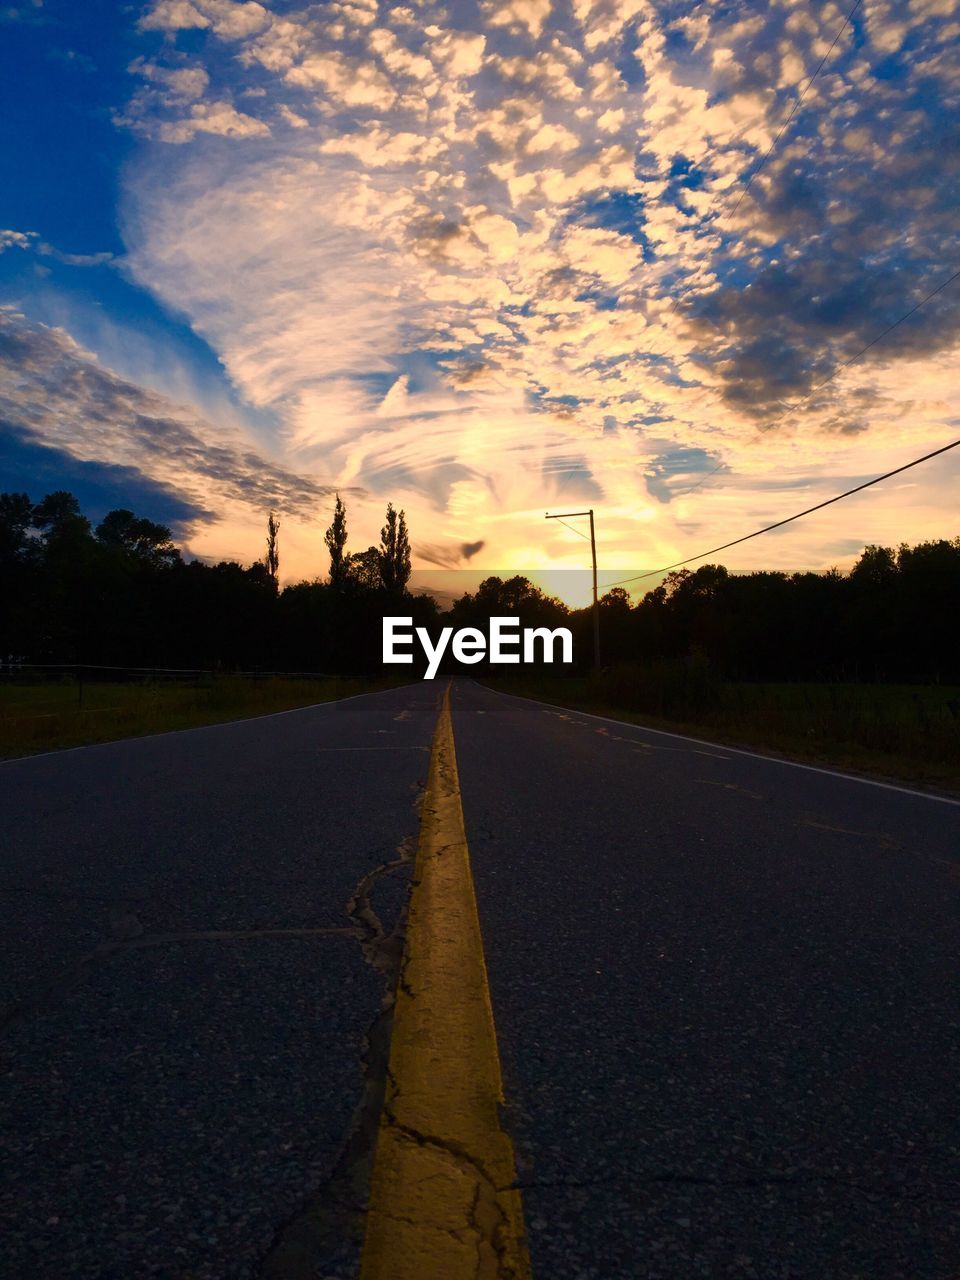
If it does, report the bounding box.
[346,546,383,591]
[31,490,86,537]
[4,485,960,686]
[894,538,960,683]
[0,492,34,563]
[0,492,35,659]
[448,576,570,671]
[96,509,180,568]
[264,510,280,581]
[396,509,411,591]
[378,503,411,593]
[600,587,631,611]
[324,493,348,586]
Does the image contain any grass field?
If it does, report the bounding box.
[7,670,960,792]
[487,666,960,792]
[0,676,400,759]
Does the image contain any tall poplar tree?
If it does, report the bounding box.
[395,508,411,591]
[379,503,411,593]
[265,511,280,581]
[325,493,348,586]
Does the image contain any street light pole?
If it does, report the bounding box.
[588,508,600,670]
[545,509,601,670]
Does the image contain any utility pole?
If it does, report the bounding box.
[545,509,600,669]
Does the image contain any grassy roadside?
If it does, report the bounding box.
[0,677,408,760]
[483,672,960,794]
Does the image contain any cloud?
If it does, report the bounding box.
[526,121,581,153]
[644,446,724,504]
[483,0,554,41]
[36,243,115,267]
[415,539,489,569]
[120,52,270,141]
[155,100,270,142]
[138,0,210,32]
[131,57,210,102]
[198,0,270,41]
[0,229,36,252]
[0,422,214,536]
[0,311,349,529]
[1,229,113,267]
[139,0,269,39]
[97,0,960,579]
[277,103,308,129]
[284,51,397,108]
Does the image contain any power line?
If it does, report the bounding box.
[550,515,591,541]
[661,0,862,321]
[726,0,863,224]
[778,265,960,408]
[663,0,956,503]
[601,436,960,590]
[670,264,960,500]
[650,0,866,465]
[641,4,948,548]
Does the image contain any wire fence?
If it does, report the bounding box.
[0,662,337,682]
[0,664,351,746]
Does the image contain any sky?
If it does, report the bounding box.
[0,0,958,601]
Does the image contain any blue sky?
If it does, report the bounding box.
[1,0,958,592]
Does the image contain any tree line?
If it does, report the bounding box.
[595,541,960,684]
[1,486,957,683]
[0,490,433,674]
[447,542,960,684]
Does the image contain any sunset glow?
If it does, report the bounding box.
[2,0,958,597]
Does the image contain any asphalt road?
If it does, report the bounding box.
[0,682,442,1280]
[2,678,959,1279]
[452,680,960,1280]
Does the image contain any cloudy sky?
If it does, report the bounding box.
[1,0,958,598]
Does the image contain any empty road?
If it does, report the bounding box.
[453,681,960,1280]
[0,683,441,1279]
[1,679,958,1278]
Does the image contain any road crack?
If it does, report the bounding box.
[373,1119,523,1280]
[260,829,420,1278]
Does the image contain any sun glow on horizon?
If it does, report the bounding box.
[1,0,958,581]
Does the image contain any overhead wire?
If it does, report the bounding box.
[658,0,863,324]
[550,516,592,541]
[599,436,960,590]
[726,0,864,224]
[671,265,960,500]
[629,0,871,507]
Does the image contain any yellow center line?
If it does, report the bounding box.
[359,685,531,1280]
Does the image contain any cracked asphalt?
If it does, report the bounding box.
[0,682,441,1280]
[4,677,959,1279]
[451,680,960,1280]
